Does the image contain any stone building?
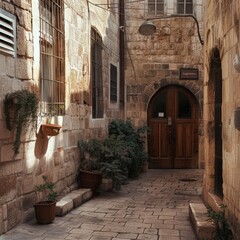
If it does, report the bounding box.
[203,0,240,238]
[124,0,204,169]
[0,0,123,234]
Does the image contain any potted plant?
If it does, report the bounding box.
[77,139,103,192]
[3,89,38,155]
[34,175,58,224]
[78,137,128,191]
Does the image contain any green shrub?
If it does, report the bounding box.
[207,205,233,240]
[78,119,149,190]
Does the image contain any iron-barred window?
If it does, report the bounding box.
[148,0,164,15]
[91,28,103,118]
[177,0,193,14]
[39,0,65,115]
[110,64,117,102]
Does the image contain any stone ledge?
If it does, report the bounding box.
[56,188,93,217]
[189,202,215,240]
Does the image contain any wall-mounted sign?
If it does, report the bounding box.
[179,68,199,80]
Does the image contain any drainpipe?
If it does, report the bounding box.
[119,0,125,118]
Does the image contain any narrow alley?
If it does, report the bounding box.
[0,169,204,240]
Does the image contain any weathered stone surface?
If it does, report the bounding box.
[0,176,16,198]
[16,9,32,31]
[22,193,35,211]
[55,197,73,216]
[7,200,22,231]
[55,188,92,216]
[0,0,122,233]
[12,0,31,10]
[189,203,215,240]
[15,58,32,80]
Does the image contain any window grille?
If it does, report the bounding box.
[177,0,193,14]
[148,0,164,15]
[39,0,65,115]
[0,8,16,57]
[110,64,117,103]
[91,28,103,119]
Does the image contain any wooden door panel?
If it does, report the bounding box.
[148,86,198,169]
[160,123,169,157]
[149,121,171,168]
[175,123,194,168]
[185,124,194,157]
[149,122,159,157]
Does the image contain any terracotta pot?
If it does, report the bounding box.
[41,123,61,136]
[78,170,102,192]
[34,201,56,224]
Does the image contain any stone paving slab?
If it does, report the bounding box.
[0,169,203,240]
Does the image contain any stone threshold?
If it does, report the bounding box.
[189,202,215,240]
[56,188,93,217]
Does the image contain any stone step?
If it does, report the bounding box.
[189,202,216,240]
[56,188,93,216]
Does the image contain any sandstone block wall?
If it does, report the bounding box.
[124,0,204,167]
[0,0,122,234]
[203,0,240,238]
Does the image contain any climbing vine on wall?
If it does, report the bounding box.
[3,89,38,155]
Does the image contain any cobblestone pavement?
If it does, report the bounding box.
[0,169,204,240]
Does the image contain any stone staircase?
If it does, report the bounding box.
[56,188,93,216]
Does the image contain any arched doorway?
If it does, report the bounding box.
[147,85,199,169]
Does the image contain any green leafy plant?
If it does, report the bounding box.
[78,136,128,190]
[35,176,58,202]
[3,89,38,155]
[207,205,233,240]
[108,119,149,178]
[78,119,149,190]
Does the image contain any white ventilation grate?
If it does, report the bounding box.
[0,8,16,57]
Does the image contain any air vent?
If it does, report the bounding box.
[0,8,16,57]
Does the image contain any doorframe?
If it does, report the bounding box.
[147,84,200,169]
[208,47,223,198]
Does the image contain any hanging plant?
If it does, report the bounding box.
[3,89,38,155]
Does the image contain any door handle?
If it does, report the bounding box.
[168,117,172,126]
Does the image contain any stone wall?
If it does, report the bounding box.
[124,1,204,167]
[203,0,240,238]
[0,0,122,234]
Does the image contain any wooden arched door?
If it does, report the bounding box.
[148,86,198,168]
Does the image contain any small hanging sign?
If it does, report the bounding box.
[179,68,199,80]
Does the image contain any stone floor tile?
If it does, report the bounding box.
[137,233,158,239]
[115,233,138,239]
[69,229,93,235]
[0,170,203,240]
[92,231,118,238]
[159,237,180,240]
[90,236,112,240]
[65,234,91,240]
[144,229,158,234]
[80,223,104,231]
[112,238,132,240]
[158,229,180,236]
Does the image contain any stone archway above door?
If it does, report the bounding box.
[142,79,203,119]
